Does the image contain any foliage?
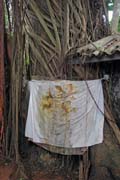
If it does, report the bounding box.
[118,19,120,32]
[106,0,114,10]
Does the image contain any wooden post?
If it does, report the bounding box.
[0,0,5,153]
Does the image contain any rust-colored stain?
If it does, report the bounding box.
[40,84,77,116]
[61,101,71,114]
[40,90,53,112]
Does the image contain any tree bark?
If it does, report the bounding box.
[0,0,5,153]
[111,0,120,33]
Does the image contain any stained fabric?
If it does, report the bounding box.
[25,80,104,153]
[38,143,87,155]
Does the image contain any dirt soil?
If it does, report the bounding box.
[0,165,65,180]
[32,171,66,180]
[0,160,66,180]
[0,161,15,180]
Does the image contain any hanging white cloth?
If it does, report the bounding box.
[25,79,104,149]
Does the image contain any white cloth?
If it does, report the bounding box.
[25,79,104,148]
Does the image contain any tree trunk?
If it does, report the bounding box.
[111,0,120,33]
[0,0,5,153]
